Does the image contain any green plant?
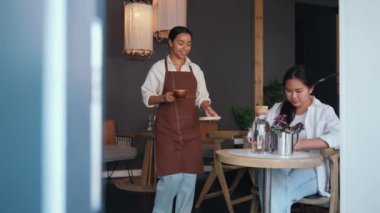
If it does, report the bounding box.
[232,106,253,130]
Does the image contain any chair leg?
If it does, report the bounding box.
[125,161,134,184]
[106,164,112,183]
[195,168,218,208]
[329,195,339,213]
[107,161,120,179]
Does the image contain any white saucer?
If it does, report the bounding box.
[199,116,221,121]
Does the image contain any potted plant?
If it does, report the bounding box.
[271,114,304,156]
[232,106,253,130]
[271,114,304,135]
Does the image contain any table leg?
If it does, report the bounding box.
[140,138,155,187]
[263,168,271,213]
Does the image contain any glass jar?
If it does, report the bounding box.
[251,106,271,153]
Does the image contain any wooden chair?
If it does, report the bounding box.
[298,148,340,213]
[103,120,137,182]
[195,130,259,213]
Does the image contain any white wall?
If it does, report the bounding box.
[340,0,380,212]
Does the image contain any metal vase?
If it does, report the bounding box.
[273,131,294,156]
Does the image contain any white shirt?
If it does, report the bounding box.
[266,97,341,197]
[141,55,211,108]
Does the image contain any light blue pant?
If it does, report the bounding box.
[152,173,197,213]
[258,168,318,213]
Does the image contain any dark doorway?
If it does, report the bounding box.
[295,3,339,114]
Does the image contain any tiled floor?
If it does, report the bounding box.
[105,172,329,213]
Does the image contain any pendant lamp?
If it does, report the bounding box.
[124,1,153,58]
[153,0,187,42]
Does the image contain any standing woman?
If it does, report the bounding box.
[255,65,340,212]
[141,26,218,213]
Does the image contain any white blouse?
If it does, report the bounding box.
[141,55,211,108]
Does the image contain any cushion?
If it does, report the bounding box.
[104,144,137,162]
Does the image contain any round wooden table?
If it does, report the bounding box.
[215,149,323,213]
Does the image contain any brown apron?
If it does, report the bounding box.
[154,58,204,177]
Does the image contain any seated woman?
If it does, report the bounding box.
[253,65,340,213]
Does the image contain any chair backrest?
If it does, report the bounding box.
[323,148,340,212]
[104,120,116,145]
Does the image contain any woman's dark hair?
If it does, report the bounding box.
[168,26,193,41]
[280,65,313,124]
